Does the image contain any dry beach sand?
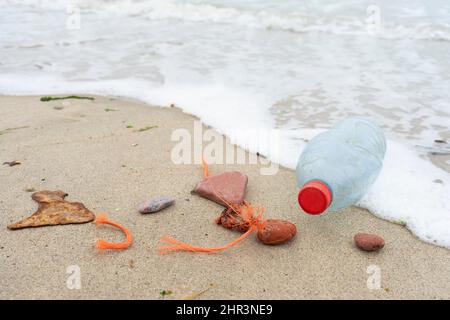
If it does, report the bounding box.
[0,95,449,299]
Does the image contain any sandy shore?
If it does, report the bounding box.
[0,95,449,299]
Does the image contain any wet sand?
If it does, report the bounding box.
[0,95,449,299]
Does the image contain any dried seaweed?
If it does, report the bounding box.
[40,96,94,102]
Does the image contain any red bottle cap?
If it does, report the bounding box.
[298,181,332,215]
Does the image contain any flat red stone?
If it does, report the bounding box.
[354,233,385,252]
[193,172,248,207]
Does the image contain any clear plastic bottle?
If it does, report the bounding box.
[296,117,386,215]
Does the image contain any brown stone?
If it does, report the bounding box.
[7,190,95,230]
[354,233,385,252]
[193,172,248,207]
[257,219,297,245]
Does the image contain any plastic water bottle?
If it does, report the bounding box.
[296,117,386,215]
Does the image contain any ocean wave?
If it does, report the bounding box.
[3,0,450,41]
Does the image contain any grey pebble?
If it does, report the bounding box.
[139,196,175,214]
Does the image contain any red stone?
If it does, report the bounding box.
[257,219,297,245]
[193,172,248,207]
[354,233,385,252]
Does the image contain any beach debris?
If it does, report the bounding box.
[24,187,36,192]
[104,108,117,112]
[135,125,158,132]
[53,106,64,110]
[193,159,248,207]
[95,213,133,250]
[159,201,296,254]
[354,233,385,252]
[139,196,175,214]
[216,208,296,245]
[7,190,95,230]
[40,95,94,102]
[434,139,447,144]
[160,290,173,298]
[183,283,216,300]
[126,125,134,128]
[158,160,296,254]
[3,160,21,167]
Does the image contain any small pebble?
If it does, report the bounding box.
[139,196,175,214]
[354,233,385,252]
[53,106,64,110]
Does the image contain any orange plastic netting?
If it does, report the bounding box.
[95,213,133,250]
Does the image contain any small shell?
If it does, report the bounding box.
[354,233,385,252]
[138,197,175,214]
[257,219,297,245]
